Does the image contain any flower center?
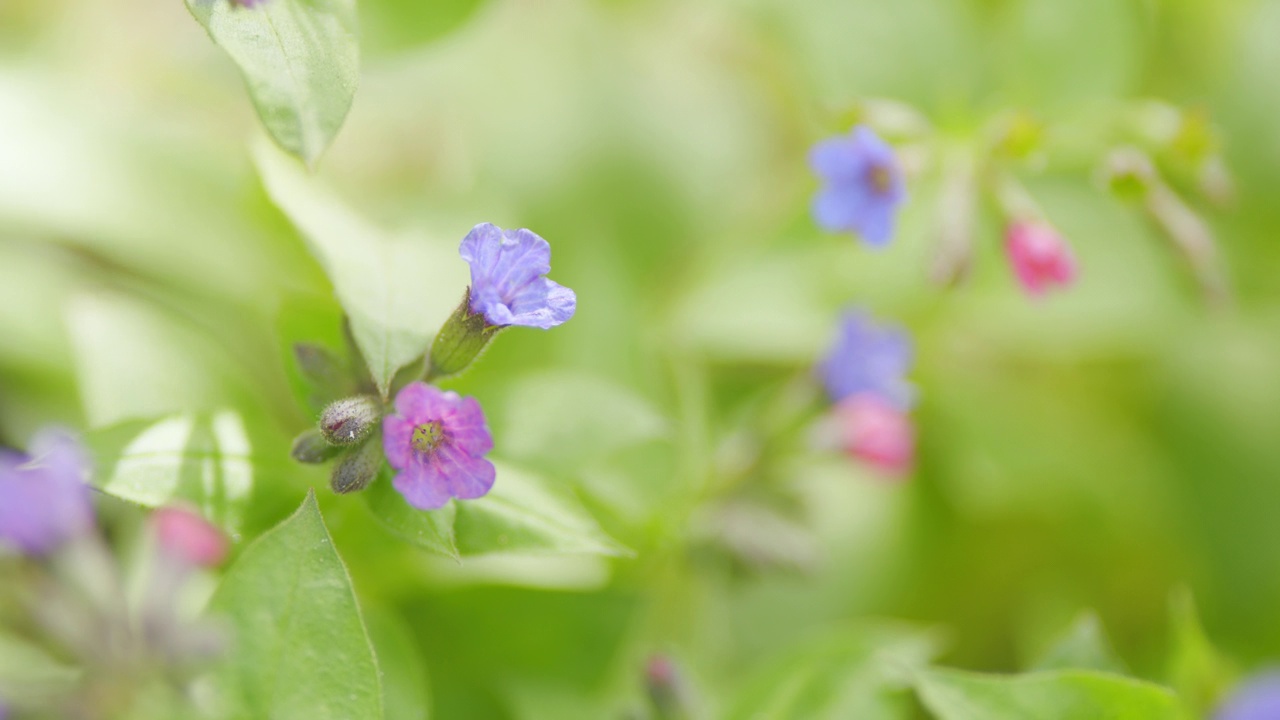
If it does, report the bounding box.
[411,421,445,454]
[867,164,894,194]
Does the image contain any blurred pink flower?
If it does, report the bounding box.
[1005,221,1078,296]
[835,393,914,477]
[152,506,228,569]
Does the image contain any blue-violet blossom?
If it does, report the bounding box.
[1216,671,1280,720]
[460,223,576,329]
[0,429,94,556]
[383,382,495,510]
[818,309,914,409]
[809,125,906,246]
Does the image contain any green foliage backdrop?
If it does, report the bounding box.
[2,0,1280,717]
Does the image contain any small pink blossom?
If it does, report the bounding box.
[383,382,495,510]
[835,393,914,477]
[152,506,228,568]
[1005,221,1078,296]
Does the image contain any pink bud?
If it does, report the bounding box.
[152,506,228,568]
[834,393,914,477]
[1004,221,1078,296]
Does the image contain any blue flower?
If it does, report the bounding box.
[1216,671,1280,720]
[460,223,576,329]
[818,309,914,408]
[0,428,94,556]
[809,125,906,246]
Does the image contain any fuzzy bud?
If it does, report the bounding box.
[330,435,383,495]
[319,396,382,446]
[291,430,343,464]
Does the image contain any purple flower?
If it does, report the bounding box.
[383,382,495,510]
[809,125,906,246]
[1216,671,1280,720]
[0,428,94,556]
[460,223,576,329]
[818,310,914,409]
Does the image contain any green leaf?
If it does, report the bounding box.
[365,459,629,559]
[453,462,632,558]
[365,610,431,720]
[1032,612,1127,675]
[0,631,81,709]
[915,668,1192,720]
[86,411,255,535]
[1167,588,1236,716]
[723,623,938,720]
[365,468,460,560]
[207,491,383,720]
[66,292,220,428]
[499,370,668,477]
[185,0,359,166]
[254,139,466,397]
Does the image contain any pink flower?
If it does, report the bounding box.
[382,382,495,510]
[1005,221,1078,296]
[152,506,228,568]
[835,393,914,477]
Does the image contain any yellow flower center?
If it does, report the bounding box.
[411,421,444,454]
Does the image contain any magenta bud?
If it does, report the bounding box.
[152,506,228,568]
[834,393,914,478]
[1005,220,1078,297]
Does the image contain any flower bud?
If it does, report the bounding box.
[293,342,353,410]
[319,395,382,446]
[152,506,228,568]
[330,435,383,495]
[426,289,501,380]
[290,429,343,464]
[1004,220,1078,297]
[645,654,694,720]
[834,393,914,477]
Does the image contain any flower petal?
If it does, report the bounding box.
[394,381,439,423]
[382,415,415,469]
[444,396,493,455]
[808,137,865,182]
[392,463,453,510]
[856,202,898,247]
[813,186,873,233]
[433,444,496,501]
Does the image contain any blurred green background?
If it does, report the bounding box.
[2,0,1280,716]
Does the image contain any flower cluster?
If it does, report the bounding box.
[809,117,1083,300]
[816,310,916,477]
[292,223,574,512]
[0,431,228,718]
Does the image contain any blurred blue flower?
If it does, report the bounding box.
[0,428,94,556]
[809,125,906,246]
[460,223,576,329]
[1216,671,1280,720]
[818,309,914,408]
